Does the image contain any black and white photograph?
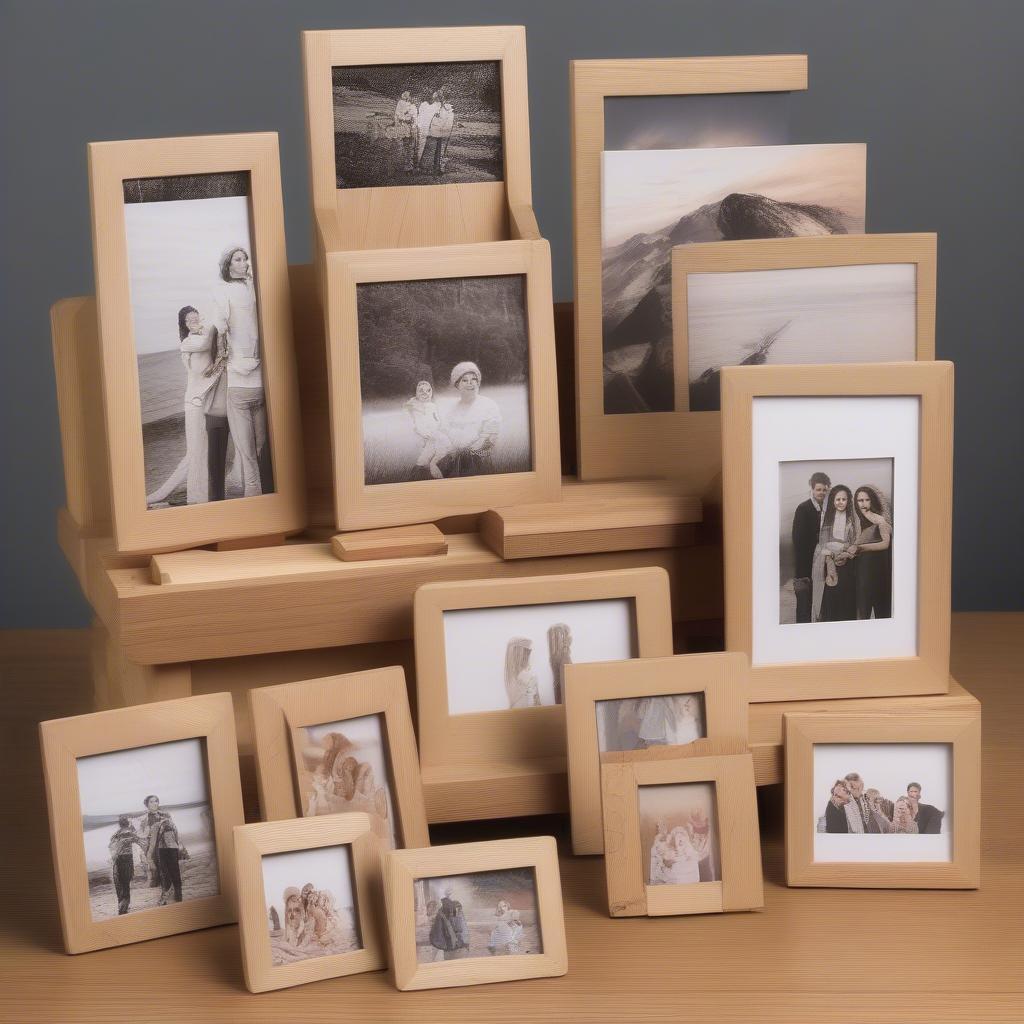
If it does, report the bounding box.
[600,143,867,414]
[686,264,917,412]
[596,693,706,752]
[779,458,894,626]
[262,845,362,966]
[123,172,273,508]
[356,275,532,485]
[414,867,541,963]
[442,598,636,715]
[332,61,504,188]
[638,782,721,886]
[76,738,219,921]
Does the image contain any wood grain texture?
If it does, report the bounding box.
[331,524,448,561]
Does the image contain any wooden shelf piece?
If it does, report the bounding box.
[331,524,448,561]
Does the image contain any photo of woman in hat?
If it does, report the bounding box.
[438,360,502,478]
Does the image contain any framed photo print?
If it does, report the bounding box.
[248,667,429,850]
[234,812,386,992]
[88,132,305,554]
[324,239,560,530]
[721,361,954,702]
[601,751,763,917]
[382,836,567,990]
[564,651,749,854]
[39,692,244,953]
[784,709,980,888]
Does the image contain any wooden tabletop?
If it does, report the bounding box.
[2,613,1021,1023]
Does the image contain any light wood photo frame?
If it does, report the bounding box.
[571,54,808,484]
[564,651,750,855]
[382,835,567,990]
[601,751,763,917]
[88,132,305,554]
[234,812,386,992]
[248,667,429,849]
[40,692,244,953]
[721,360,954,702]
[784,709,980,888]
[325,239,561,531]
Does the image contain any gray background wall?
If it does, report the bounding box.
[2,0,1021,627]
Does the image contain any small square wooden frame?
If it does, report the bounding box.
[325,239,561,530]
[248,667,429,849]
[88,132,305,554]
[234,811,386,992]
[601,751,763,917]
[784,709,981,888]
[565,651,750,855]
[382,835,567,990]
[721,360,954,702]
[40,692,244,953]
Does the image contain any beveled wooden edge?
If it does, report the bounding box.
[324,239,562,531]
[234,812,386,993]
[413,567,674,778]
[246,667,429,849]
[87,132,306,554]
[671,232,938,412]
[564,651,750,855]
[783,709,981,889]
[721,360,954,701]
[39,692,244,953]
[382,835,567,990]
[601,751,763,917]
[331,524,448,561]
[570,54,809,482]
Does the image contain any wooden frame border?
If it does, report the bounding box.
[247,667,429,849]
[601,751,763,917]
[234,812,386,992]
[382,836,567,990]
[784,710,981,888]
[571,55,808,483]
[721,360,954,702]
[88,132,305,554]
[325,239,561,530]
[565,651,750,855]
[40,692,244,953]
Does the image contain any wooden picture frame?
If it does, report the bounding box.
[721,360,954,702]
[564,651,750,855]
[88,132,305,554]
[234,812,386,992]
[784,709,980,888]
[324,239,561,531]
[382,836,567,990]
[248,667,429,849]
[571,54,808,483]
[601,751,763,917]
[39,692,244,953]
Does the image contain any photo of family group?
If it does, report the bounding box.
[596,692,706,753]
[638,781,721,886]
[123,171,273,509]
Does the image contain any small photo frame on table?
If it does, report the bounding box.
[564,651,750,854]
[325,239,561,530]
[721,360,954,702]
[601,751,763,917]
[40,692,244,953]
[248,667,429,850]
[234,812,386,992]
[784,709,980,888]
[382,836,567,990]
[88,132,305,554]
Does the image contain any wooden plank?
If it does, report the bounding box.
[331,524,448,561]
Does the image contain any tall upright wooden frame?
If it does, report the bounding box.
[571,55,808,483]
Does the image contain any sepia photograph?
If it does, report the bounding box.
[332,61,503,188]
[686,263,917,411]
[262,844,362,966]
[76,737,219,921]
[414,867,541,963]
[356,275,532,485]
[600,142,866,414]
[123,171,273,509]
[596,693,706,752]
[638,781,721,885]
[293,713,399,849]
